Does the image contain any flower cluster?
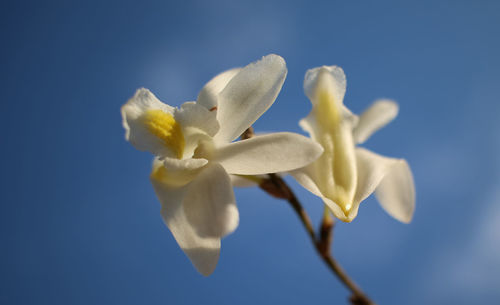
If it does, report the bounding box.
[121,54,415,276]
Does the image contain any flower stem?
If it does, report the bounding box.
[264,173,375,305]
[318,207,334,257]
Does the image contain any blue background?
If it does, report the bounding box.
[1,0,499,304]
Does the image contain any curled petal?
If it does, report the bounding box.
[150,160,220,276]
[290,165,358,222]
[174,102,220,158]
[121,88,180,157]
[230,174,262,187]
[183,163,239,238]
[299,106,358,142]
[354,148,415,223]
[324,196,360,222]
[304,65,346,107]
[353,148,393,205]
[353,99,399,144]
[197,68,241,111]
[375,159,415,223]
[302,65,357,136]
[214,54,287,143]
[152,157,208,187]
[289,164,325,198]
[214,133,323,175]
[175,102,219,138]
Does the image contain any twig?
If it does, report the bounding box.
[264,174,375,305]
[240,126,255,140]
[317,208,335,257]
[265,173,317,244]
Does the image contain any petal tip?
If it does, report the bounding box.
[399,215,413,224]
[304,65,347,102]
[183,246,221,276]
[262,53,286,65]
[259,54,288,78]
[375,98,399,118]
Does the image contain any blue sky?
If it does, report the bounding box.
[1,0,499,304]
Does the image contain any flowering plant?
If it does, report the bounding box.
[122,55,415,305]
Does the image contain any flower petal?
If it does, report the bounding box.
[175,102,219,137]
[375,159,415,223]
[214,133,323,175]
[230,174,261,187]
[304,65,346,107]
[183,163,239,238]
[213,54,287,143]
[122,88,180,157]
[197,68,241,111]
[150,159,220,276]
[301,66,358,214]
[153,157,208,187]
[353,99,399,144]
[354,148,415,223]
[289,164,325,198]
[290,165,357,222]
[302,65,357,129]
[174,102,220,158]
[353,148,391,205]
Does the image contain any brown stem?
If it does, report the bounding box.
[318,210,334,257]
[240,126,255,140]
[266,174,316,243]
[263,174,375,305]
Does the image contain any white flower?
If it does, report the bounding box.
[121,55,323,275]
[291,66,415,223]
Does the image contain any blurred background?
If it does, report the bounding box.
[1,0,499,304]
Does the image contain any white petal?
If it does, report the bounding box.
[290,165,358,222]
[121,88,178,157]
[183,163,239,238]
[354,148,415,223]
[324,196,360,222]
[353,148,392,205]
[301,65,359,213]
[122,88,174,119]
[353,99,399,144]
[298,114,318,140]
[289,164,325,198]
[230,174,260,187]
[174,102,220,158]
[304,65,346,106]
[150,159,220,276]
[375,159,415,223]
[214,133,323,175]
[299,106,358,142]
[175,102,219,137]
[155,157,208,187]
[213,54,287,143]
[197,68,241,111]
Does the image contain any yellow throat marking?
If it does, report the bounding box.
[317,90,340,126]
[143,109,185,159]
[315,89,357,216]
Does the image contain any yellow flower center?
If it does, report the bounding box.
[143,109,185,159]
